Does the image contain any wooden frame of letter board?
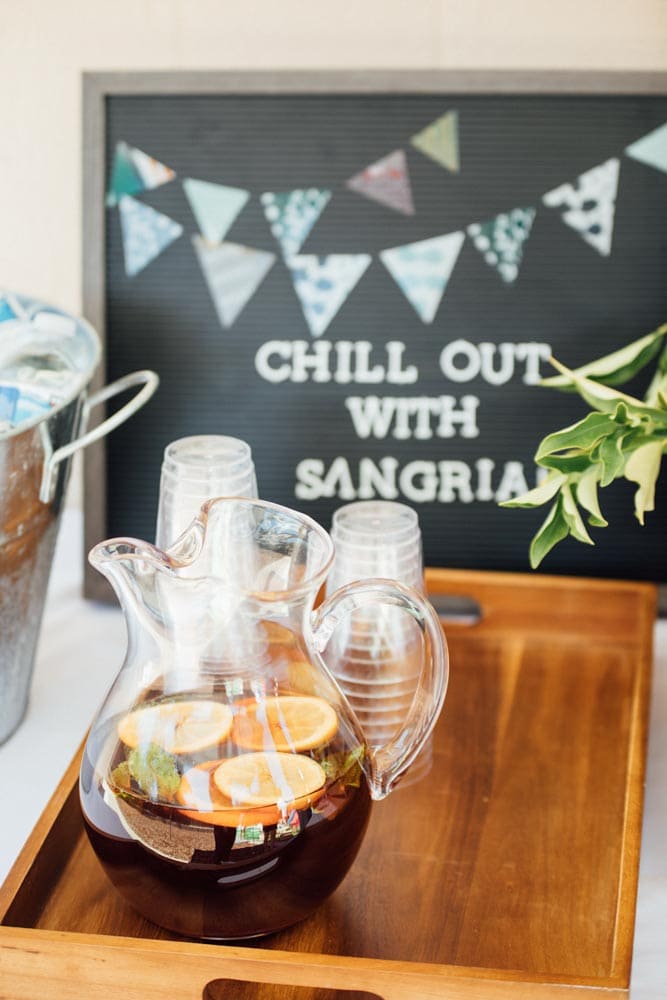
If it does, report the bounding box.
[81,70,667,604]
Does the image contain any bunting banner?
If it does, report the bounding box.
[625,123,667,175]
[192,237,276,328]
[346,149,415,215]
[107,141,176,207]
[467,208,536,283]
[183,178,250,244]
[379,231,465,323]
[260,189,331,258]
[542,158,619,257]
[410,110,459,173]
[287,254,372,338]
[118,195,184,277]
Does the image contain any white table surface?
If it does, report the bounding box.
[1,507,665,996]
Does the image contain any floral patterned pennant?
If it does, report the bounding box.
[346,149,415,215]
[287,254,372,338]
[118,195,183,277]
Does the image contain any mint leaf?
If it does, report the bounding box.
[128,743,181,801]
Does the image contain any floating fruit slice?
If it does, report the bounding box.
[232,694,338,751]
[118,699,233,754]
[214,751,326,809]
[177,755,324,827]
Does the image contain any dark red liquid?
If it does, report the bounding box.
[80,732,371,941]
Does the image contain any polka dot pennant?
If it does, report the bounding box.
[106,142,176,208]
[346,149,415,215]
[467,208,536,284]
[286,254,372,338]
[192,236,276,329]
[380,231,465,323]
[260,189,331,258]
[542,158,619,257]
[118,195,183,278]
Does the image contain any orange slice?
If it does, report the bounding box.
[214,751,326,809]
[177,755,324,827]
[118,699,233,754]
[231,695,338,752]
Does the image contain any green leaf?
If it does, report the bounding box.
[547,357,667,421]
[539,451,597,474]
[499,471,566,509]
[645,367,667,409]
[561,483,594,545]
[529,497,570,568]
[128,743,181,801]
[535,411,620,462]
[625,441,664,524]
[597,433,626,486]
[576,466,608,527]
[541,325,667,389]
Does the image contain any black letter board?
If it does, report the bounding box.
[83,72,667,598]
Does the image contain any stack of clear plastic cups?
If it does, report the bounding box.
[155,435,258,549]
[155,436,260,687]
[323,500,434,788]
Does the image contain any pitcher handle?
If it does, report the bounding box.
[310,578,449,800]
[39,370,159,503]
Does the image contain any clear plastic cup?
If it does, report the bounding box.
[324,501,434,786]
[155,435,258,549]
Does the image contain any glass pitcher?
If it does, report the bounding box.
[80,497,448,940]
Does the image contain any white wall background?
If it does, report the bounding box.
[0,0,665,502]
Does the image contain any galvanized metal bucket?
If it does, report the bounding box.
[0,291,158,743]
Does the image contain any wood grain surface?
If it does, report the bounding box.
[0,570,655,999]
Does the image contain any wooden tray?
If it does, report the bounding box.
[0,569,656,1000]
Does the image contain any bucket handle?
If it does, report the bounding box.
[39,369,159,503]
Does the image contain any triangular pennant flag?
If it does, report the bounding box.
[192,236,276,328]
[129,146,177,190]
[380,232,465,323]
[287,254,372,338]
[118,195,183,277]
[183,178,250,243]
[106,141,144,207]
[260,189,331,257]
[106,142,176,207]
[346,149,415,215]
[410,110,459,173]
[542,158,619,257]
[625,122,667,175]
[467,207,535,283]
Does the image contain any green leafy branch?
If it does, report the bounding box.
[500,324,667,568]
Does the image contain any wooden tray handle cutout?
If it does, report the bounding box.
[204,981,384,1000]
[428,592,482,626]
